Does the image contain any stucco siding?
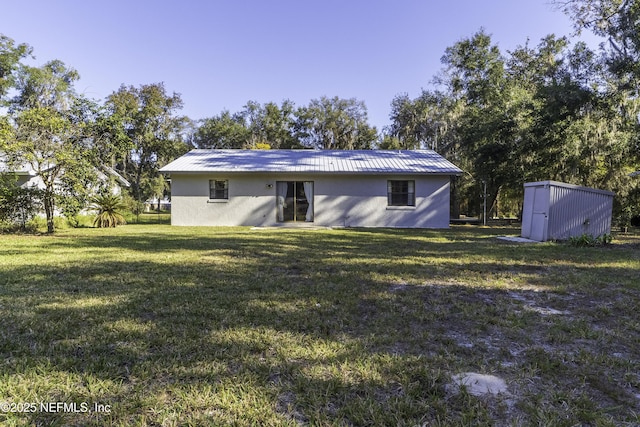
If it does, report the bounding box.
[169,173,451,228]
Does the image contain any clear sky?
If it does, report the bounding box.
[1,1,601,132]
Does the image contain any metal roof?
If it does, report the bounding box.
[160,149,463,175]
[524,180,614,197]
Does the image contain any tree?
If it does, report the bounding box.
[385,94,425,149]
[6,105,94,233]
[438,30,517,219]
[295,96,377,149]
[386,91,460,151]
[2,61,99,233]
[193,110,250,149]
[11,60,80,111]
[0,172,41,230]
[554,0,640,89]
[241,100,299,149]
[106,83,189,208]
[57,97,121,225]
[389,28,636,221]
[194,100,299,149]
[553,0,640,201]
[0,34,32,103]
[194,98,377,150]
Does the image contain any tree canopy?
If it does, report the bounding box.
[386,26,638,221]
[194,97,377,150]
[106,83,189,210]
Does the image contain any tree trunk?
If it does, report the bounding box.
[44,193,55,233]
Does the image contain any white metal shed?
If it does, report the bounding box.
[521,181,614,242]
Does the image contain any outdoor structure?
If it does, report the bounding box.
[0,156,130,196]
[160,149,462,228]
[521,180,614,242]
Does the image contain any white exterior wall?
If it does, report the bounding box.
[169,173,452,228]
[521,181,614,241]
[15,174,44,189]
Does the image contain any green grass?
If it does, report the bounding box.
[1,224,639,426]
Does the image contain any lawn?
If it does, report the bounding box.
[0,223,639,426]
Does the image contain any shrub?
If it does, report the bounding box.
[0,181,41,229]
[568,233,613,247]
[92,194,127,228]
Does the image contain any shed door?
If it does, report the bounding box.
[530,187,548,241]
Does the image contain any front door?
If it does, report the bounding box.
[277,181,314,222]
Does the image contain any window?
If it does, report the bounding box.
[387,180,415,206]
[209,179,228,199]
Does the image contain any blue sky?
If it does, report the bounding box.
[1,1,602,131]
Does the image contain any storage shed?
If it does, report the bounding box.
[521,181,614,242]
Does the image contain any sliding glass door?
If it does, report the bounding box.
[276,181,314,222]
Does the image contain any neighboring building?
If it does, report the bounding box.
[95,166,131,196]
[159,149,463,228]
[0,158,38,188]
[144,197,171,212]
[1,156,130,220]
[521,180,614,241]
[1,156,129,195]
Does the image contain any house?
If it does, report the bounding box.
[95,166,131,196]
[521,180,614,241]
[0,156,130,196]
[159,149,463,228]
[0,157,38,188]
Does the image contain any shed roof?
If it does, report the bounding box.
[524,180,614,197]
[160,149,463,175]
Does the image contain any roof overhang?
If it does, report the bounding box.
[159,149,464,176]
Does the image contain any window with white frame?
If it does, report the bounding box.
[209,179,229,200]
[387,180,415,206]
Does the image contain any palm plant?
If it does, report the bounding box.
[92,194,127,228]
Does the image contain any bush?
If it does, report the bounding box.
[69,214,95,228]
[568,233,613,247]
[0,182,41,229]
[92,194,127,228]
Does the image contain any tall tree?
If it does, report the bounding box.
[2,61,98,233]
[106,83,189,209]
[389,29,636,220]
[0,34,32,103]
[193,110,250,149]
[386,90,460,151]
[12,60,80,111]
[438,30,517,218]
[241,100,299,149]
[385,94,425,149]
[554,0,640,215]
[295,96,377,149]
[554,0,640,90]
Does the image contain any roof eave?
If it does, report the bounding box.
[160,170,462,175]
